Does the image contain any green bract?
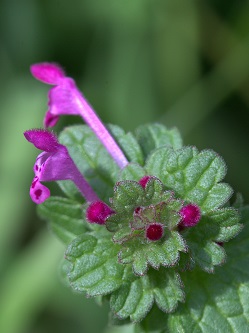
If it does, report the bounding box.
[38,123,245,330]
[106,177,187,276]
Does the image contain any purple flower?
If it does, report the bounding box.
[24,129,99,204]
[30,62,128,169]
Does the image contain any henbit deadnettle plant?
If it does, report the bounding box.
[24,62,249,333]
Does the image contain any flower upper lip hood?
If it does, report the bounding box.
[24,129,99,204]
[30,62,128,169]
[30,62,66,85]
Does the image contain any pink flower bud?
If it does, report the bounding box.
[146,223,164,241]
[86,201,115,225]
[179,204,201,227]
[138,176,153,188]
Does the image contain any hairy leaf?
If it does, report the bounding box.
[136,123,182,160]
[146,147,232,212]
[180,207,242,272]
[119,231,187,276]
[66,233,125,297]
[110,268,184,323]
[111,181,145,213]
[38,196,86,244]
[108,124,144,166]
[118,163,147,182]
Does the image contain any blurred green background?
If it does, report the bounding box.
[0,1,249,332]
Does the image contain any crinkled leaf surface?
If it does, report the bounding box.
[112,178,169,213]
[118,231,187,276]
[135,123,182,160]
[66,232,125,297]
[118,163,147,182]
[110,267,185,323]
[136,206,249,333]
[179,207,242,272]
[208,208,243,242]
[187,240,227,273]
[111,181,145,214]
[37,196,86,245]
[146,147,233,213]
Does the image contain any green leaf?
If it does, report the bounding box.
[112,226,133,244]
[143,177,165,204]
[108,124,144,165]
[37,196,86,245]
[146,147,233,213]
[137,206,249,333]
[110,268,184,323]
[183,207,243,243]
[66,233,125,297]
[110,270,154,323]
[179,207,242,272]
[208,208,243,242]
[151,270,185,314]
[118,231,187,276]
[159,200,183,230]
[106,212,129,232]
[59,125,120,202]
[135,123,183,159]
[112,181,145,213]
[118,163,147,182]
[188,241,226,273]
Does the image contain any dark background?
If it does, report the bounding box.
[0,1,249,332]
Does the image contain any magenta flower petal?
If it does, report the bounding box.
[30,177,50,204]
[31,62,128,168]
[44,111,60,128]
[24,129,60,152]
[24,129,99,204]
[30,63,65,85]
[44,80,79,127]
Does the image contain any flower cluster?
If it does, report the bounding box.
[25,62,243,322]
[25,62,207,264]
